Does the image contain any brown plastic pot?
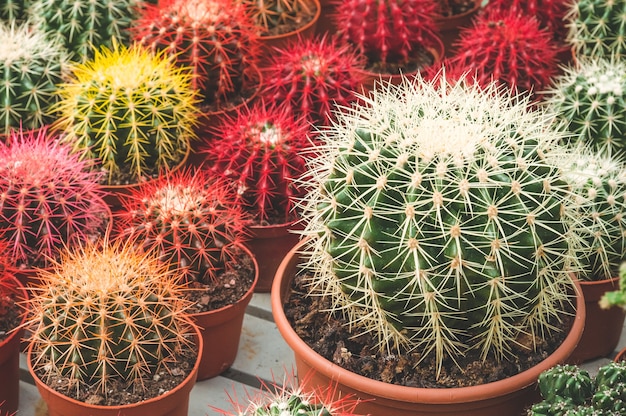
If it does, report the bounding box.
[246,220,302,293]
[191,244,259,380]
[568,276,626,364]
[28,323,202,416]
[0,275,27,415]
[271,240,586,416]
[615,347,626,362]
[434,0,482,57]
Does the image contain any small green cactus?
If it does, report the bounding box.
[600,262,626,309]
[566,0,626,59]
[545,57,626,157]
[53,42,199,186]
[538,365,595,406]
[300,74,579,377]
[25,238,196,396]
[28,0,144,62]
[595,361,626,389]
[0,21,67,136]
[591,384,626,413]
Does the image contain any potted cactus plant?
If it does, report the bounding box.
[566,0,626,60]
[0,21,67,137]
[271,74,586,415]
[0,127,111,282]
[52,42,199,208]
[529,361,626,414]
[115,169,258,380]
[332,0,444,91]
[0,242,28,416]
[23,237,202,416]
[200,102,311,292]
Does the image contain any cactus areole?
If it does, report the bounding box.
[301,75,578,377]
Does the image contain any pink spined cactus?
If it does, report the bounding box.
[0,127,109,269]
[202,102,311,224]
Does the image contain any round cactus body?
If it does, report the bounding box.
[134,0,261,108]
[54,43,199,186]
[26,239,194,396]
[0,127,109,269]
[203,102,311,224]
[332,0,440,69]
[567,0,626,59]
[0,22,67,136]
[538,365,595,406]
[301,75,578,376]
[116,169,249,284]
[261,35,366,124]
[545,57,626,157]
[28,0,143,61]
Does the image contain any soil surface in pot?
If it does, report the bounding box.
[285,274,575,389]
[0,292,20,343]
[366,47,435,76]
[438,0,478,17]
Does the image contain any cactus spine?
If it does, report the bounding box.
[0,127,109,269]
[54,43,198,186]
[545,57,626,157]
[566,0,626,59]
[203,102,311,223]
[300,75,579,377]
[0,21,67,136]
[242,0,318,36]
[116,169,249,284]
[25,238,195,397]
[0,0,31,22]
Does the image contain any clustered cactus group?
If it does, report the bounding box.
[530,361,626,415]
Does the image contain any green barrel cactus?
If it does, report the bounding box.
[300,75,580,377]
[28,0,143,62]
[0,21,67,136]
[567,0,626,59]
[545,57,626,157]
[53,43,199,186]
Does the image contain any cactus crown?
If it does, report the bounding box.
[28,0,144,62]
[242,0,318,36]
[54,42,199,186]
[567,0,626,59]
[26,238,195,397]
[300,74,579,377]
[0,21,67,136]
[333,0,440,68]
[0,127,109,269]
[116,169,250,285]
[545,57,626,157]
[134,0,261,108]
[203,102,311,224]
[262,35,366,124]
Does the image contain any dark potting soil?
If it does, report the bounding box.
[284,274,575,389]
[438,0,478,17]
[0,292,21,343]
[366,47,435,76]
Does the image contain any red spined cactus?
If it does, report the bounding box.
[116,169,250,284]
[445,8,559,96]
[133,0,261,108]
[332,0,441,70]
[261,35,367,124]
[0,127,109,269]
[202,102,311,224]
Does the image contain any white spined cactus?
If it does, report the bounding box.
[299,74,582,378]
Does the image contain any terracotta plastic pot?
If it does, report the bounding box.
[258,0,321,57]
[615,347,626,362]
[568,276,626,364]
[434,0,482,57]
[191,245,259,380]
[0,275,27,415]
[28,323,202,416]
[354,36,445,95]
[315,0,336,36]
[246,220,302,293]
[271,240,586,416]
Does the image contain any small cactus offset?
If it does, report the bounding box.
[300,74,579,377]
[28,0,144,61]
[53,43,199,186]
[202,102,311,224]
[566,0,626,59]
[445,8,559,96]
[116,169,250,284]
[25,238,195,397]
[242,0,318,36]
[544,57,626,157]
[332,0,441,70]
[0,127,109,269]
[261,35,367,124]
[133,0,261,108]
[0,21,67,136]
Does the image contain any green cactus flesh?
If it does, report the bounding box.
[538,365,595,405]
[568,0,626,59]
